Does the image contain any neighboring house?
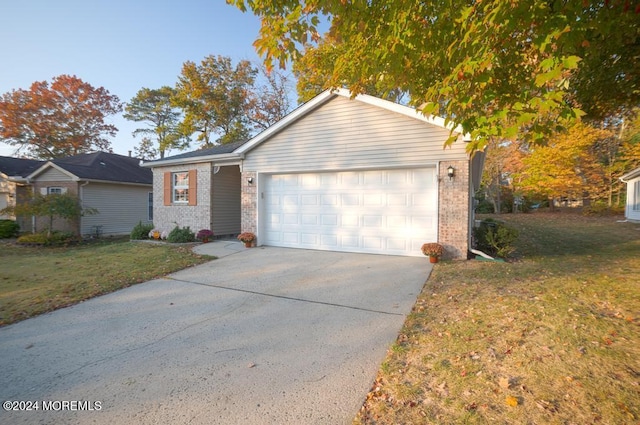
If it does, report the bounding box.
[143,89,485,259]
[620,166,640,222]
[0,156,44,231]
[26,152,153,236]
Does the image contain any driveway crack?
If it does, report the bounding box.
[167,277,404,316]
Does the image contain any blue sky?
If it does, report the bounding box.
[0,0,278,157]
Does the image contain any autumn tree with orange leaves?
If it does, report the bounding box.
[0,75,122,160]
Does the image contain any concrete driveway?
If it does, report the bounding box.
[0,242,431,424]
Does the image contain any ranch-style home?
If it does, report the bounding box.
[620,166,640,222]
[143,89,485,259]
[25,151,153,236]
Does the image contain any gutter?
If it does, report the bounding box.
[140,152,244,168]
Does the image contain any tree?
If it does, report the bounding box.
[133,137,159,161]
[293,31,408,104]
[0,75,122,159]
[229,0,640,152]
[480,139,526,213]
[173,55,257,147]
[516,122,613,207]
[247,66,294,132]
[0,192,97,237]
[123,86,188,159]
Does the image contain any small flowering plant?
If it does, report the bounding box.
[196,229,214,242]
[237,232,256,243]
[148,229,169,240]
[421,242,444,258]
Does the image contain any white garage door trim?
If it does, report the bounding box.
[260,167,438,257]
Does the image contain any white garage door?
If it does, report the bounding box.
[262,168,438,257]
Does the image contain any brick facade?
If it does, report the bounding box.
[152,163,212,233]
[438,160,470,259]
[241,171,257,236]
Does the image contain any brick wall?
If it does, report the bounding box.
[438,160,470,259]
[152,163,212,233]
[241,171,257,237]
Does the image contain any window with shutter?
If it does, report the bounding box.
[165,170,197,205]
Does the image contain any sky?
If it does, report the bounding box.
[0,0,277,158]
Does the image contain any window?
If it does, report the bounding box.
[172,172,189,203]
[163,170,196,206]
[634,181,640,211]
[41,187,65,195]
[148,192,154,221]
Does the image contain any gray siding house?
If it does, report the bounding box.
[27,152,153,236]
[143,89,485,259]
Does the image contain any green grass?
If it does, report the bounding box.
[0,238,213,326]
[355,211,640,425]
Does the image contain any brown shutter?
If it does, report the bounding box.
[163,172,171,206]
[188,169,197,206]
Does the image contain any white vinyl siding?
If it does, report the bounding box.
[211,166,241,236]
[633,180,640,211]
[242,96,467,172]
[81,183,153,236]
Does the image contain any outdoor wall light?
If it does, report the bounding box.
[447,165,455,180]
[247,177,254,184]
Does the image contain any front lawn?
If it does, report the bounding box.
[356,211,640,424]
[0,239,212,326]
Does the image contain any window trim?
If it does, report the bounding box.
[172,172,189,204]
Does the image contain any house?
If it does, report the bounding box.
[25,151,153,236]
[0,156,44,231]
[143,89,485,259]
[620,166,640,222]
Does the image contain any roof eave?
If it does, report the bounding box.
[141,152,244,168]
[620,167,640,181]
[79,179,152,187]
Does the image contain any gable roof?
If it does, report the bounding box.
[0,156,44,179]
[235,88,470,155]
[142,88,470,168]
[28,152,152,185]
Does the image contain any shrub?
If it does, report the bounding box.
[130,221,154,240]
[582,202,625,216]
[0,219,20,238]
[167,226,195,243]
[17,231,79,246]
[473,218,519,258]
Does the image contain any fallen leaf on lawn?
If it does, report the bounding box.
[505,396,519,407]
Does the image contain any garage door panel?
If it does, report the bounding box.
[263,168,438,257]
[322,215,338,226]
